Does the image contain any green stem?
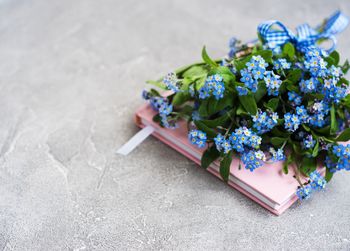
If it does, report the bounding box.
[281,140,288,149]
[224,121,235,138]
[279,96,287,113]
[294,163,304,188]
[281,69,287,78]
[321,136,335,143]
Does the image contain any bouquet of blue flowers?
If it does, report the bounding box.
[142,11,350,200]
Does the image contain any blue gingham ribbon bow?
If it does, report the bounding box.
[257,11,349,53]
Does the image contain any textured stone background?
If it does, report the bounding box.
[0,0,350,250]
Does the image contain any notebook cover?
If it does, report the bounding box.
[134,103,307,215]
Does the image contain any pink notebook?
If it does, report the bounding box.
[135,103,310,215]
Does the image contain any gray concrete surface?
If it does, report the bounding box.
[0,0,350,250]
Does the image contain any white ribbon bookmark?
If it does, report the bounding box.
[116,125,155,155]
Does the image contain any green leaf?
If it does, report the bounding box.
[293,143,303,155]
[172,79,192,106]
[175,63,205,78]
[172,92,191,106]
[337,108,345,120]
[287,69,302,83]
[313,126,331,136]
[195,75,207,91]
[198,99,209,117]
[339,77,349,86]
[343,94,350,108]
[182,66,207,78]
[206,96,233,117]
[209,66,236,83]
[282,42,295,60]
[270,137,287,147]
[238,93,258,115]
[149,88,162,97]
[336,128,350,141]
[234,59,246,72]
[201,145,220,169]
[285,80,299,92]
[254,82,267,103]
[207,99,220,116]
[325,168,334,182]
[255,50,273,63]
[300,157,316,176]
[329,50,340,65]
[283,162,289,174]
[153,114,161,123]
[302,124,311,132]
[236,105,248,116]
[283,154,293,174]
[330,104,338,135]
[324,56,335,66]
[305,93,325,100]
[202,46,218,67]
[341,59,350,74]
[220,154,232,182]
[312,140,319,157]
[201,109,235,128]
[271,127,291,138]
[182,77,195,86]
[179,105,194,116]
[265,98,279,111]
[194,120,217,138]
[277,119,284,125]
[146,80,167,90]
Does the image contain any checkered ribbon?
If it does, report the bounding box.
[258,11,349,53]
